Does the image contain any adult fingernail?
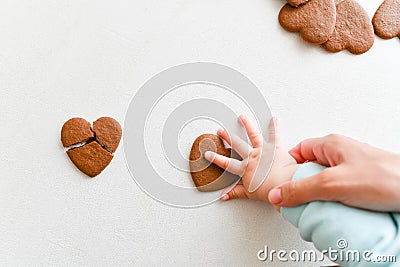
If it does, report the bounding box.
[269,188,282,204]
[221,194,229,201]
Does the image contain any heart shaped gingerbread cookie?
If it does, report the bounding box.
[189,134,240,192]
[372,0,400,39]
[322,0,374,54]
[287,0,310,7]
[279,0,336,44]
[61,117,122,177]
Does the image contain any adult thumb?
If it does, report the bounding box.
[268,172,330,207]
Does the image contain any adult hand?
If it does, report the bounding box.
[268,134,400,212]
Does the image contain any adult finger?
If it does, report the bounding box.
[289,138,330,166]
[268,168,338,206]
[220,184,248,201]
[238,114,263,148]
[217,128,251,159]
[289,135,346,166]
[204,151,245,176]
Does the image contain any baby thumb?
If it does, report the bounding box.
[221,184,248,201]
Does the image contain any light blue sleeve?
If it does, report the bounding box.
[281,162,400,267]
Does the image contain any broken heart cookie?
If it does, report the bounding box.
[279,0,336,44]
[189,134,240,192]
[61,117,122,177]
[322,0,374,54]
[372,0,400,39]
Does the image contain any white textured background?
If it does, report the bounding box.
[1,0,399,266]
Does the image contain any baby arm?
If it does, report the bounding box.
[282,162,400,266]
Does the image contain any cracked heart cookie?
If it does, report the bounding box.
[189,134,240,192]
[322,0,374,54]
[61,117,122,177]
[372,0,400,39]
[279,0,336,44]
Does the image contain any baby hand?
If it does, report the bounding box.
[205,115,299,203]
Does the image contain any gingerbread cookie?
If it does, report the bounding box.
[279,0,336,44]
[189,134,240,192]
[93,117,122,153]
[61,117,121,177]
[287,0,310,7]
[322,0,374,54]
[61,118,94,147]
[372,0,400,39]
[67,141,114,177]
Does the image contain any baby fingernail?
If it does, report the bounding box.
[204,151,213,160]
[269,188,282,204]
[221,194,229,201]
